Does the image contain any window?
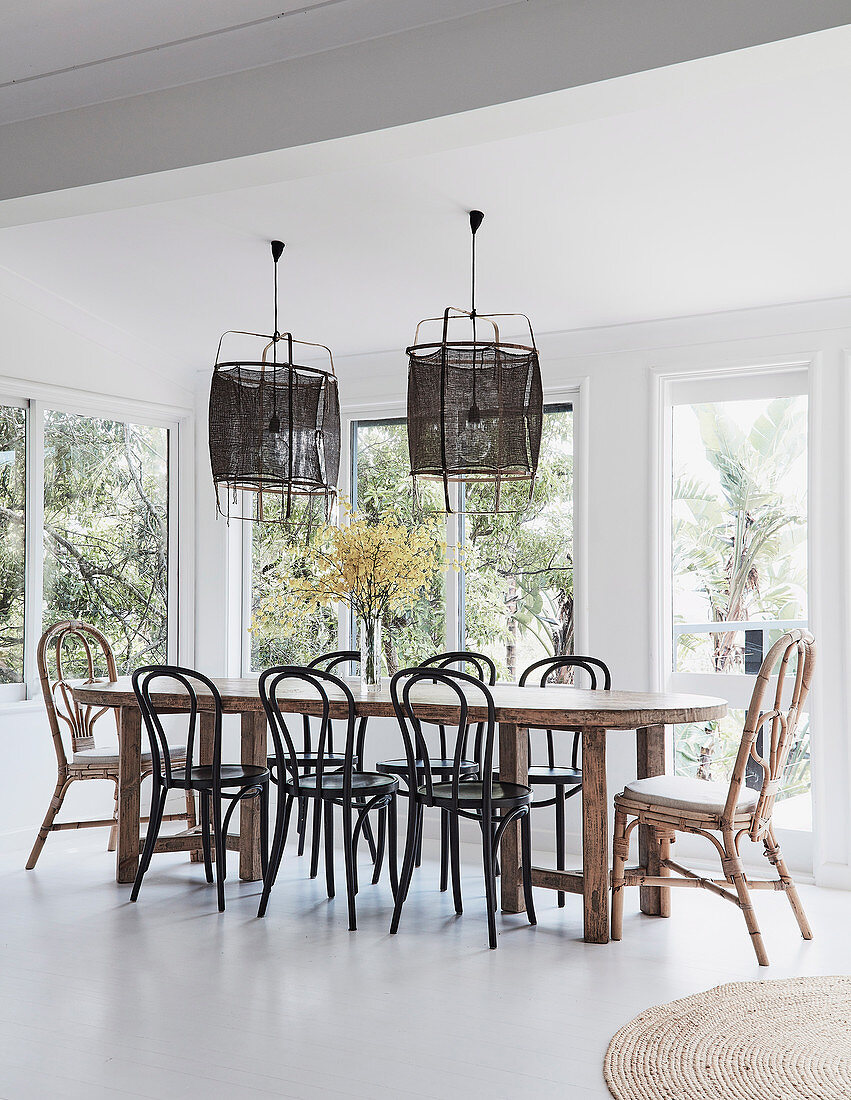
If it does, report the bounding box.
[0,395,178,699]
[42,410,170,674]
[346,404,574,676]
[462,405,574,677]
[666,372,810,832]
[249,497,338,669]
[352,419,445,670]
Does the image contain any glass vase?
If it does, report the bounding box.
[359,615,383,693]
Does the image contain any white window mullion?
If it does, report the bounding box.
[23,400,44,698]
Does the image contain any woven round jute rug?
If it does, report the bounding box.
[604,975,851,1099]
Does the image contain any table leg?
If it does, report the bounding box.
[117,704,142,884]
[637,724,670,917]
[581,727,609,944]
[239,711,267,882]
[499,721,527,913]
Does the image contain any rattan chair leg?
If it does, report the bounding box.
[765,826,813,940]
[611,809,628,941]
[26,776,73,870]
[724,833,769,966]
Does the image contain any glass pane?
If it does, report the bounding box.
[463,406,573,680]
[250,496,338,669]
[43,411,169,675]
[675,711,811,832]
[354,420,445,670]
[0,406,26,683]
[672,396,807,674]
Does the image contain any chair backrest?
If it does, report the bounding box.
[132,665,223,791]
[303,650,361,758]
[260,665,357,798]
[519,654,611,769]
[391,667,497,816]
[724,629,816,838]
[420,651,497,685]
[37,619,119,767]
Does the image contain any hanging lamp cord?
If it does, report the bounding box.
[269,241,284,434]
[468,210,483,426]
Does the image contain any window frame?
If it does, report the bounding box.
[0,380,189,702]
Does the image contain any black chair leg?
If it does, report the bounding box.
[439,810,449,892]
[323,800,335,899]
[555,788,566,908]
[390,802,420,935]
[212,794,226,913]
[200,790,213,883]
[257,787,293,918]
[361,804,378,864]
[388,796,399,899]
[297,795,308,856]
[481,817,498,950]
[343,804,357,931]
[449,811,463,914]
[309,797,322,878]
[521,809,537,927]
[414,811,423,868]
[131,783,166,902]
[371,806,386,885]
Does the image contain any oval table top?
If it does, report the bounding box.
[73,676,727,730]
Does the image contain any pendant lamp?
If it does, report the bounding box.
[406,210,543,514]
[208,241,340,523]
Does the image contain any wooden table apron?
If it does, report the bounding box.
[72,679,725,942]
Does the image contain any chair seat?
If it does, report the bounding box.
[494,764,581,785]
[377,757,478,776]
[171,764,269,790]
[268,752,350,771]
[421,781,532,808]
[71,744,186,770]
[620,775,760,816]
[299,772,398,798]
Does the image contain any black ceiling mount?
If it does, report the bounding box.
[469,210,484,235]
[271,240,284,263]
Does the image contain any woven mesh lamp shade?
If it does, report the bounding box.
[407,211,543,514]
[407,311,543,514]
[209,335,340,523]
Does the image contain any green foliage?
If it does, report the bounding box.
[672,397,806,673]
[0,407,169,682]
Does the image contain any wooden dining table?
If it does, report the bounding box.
[72,676,725,944]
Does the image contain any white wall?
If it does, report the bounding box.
[195,295,851,882]
[0,288,194,839]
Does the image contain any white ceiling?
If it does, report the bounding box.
[0,0,517,125]
[2,29,851,388]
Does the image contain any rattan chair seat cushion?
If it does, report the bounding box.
[621,775,759,816]
[71,744,186,769]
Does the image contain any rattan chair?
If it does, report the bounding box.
[611,629,815,966]
[26,620,193,870]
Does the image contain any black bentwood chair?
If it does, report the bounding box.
[131,666,270,911]
[376,651,496,892]
[516,655,611,907]
[267,650,374,868]
[258,666,399,928]
[390,667,536,950]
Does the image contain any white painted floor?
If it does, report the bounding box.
[2,828,849,1100]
